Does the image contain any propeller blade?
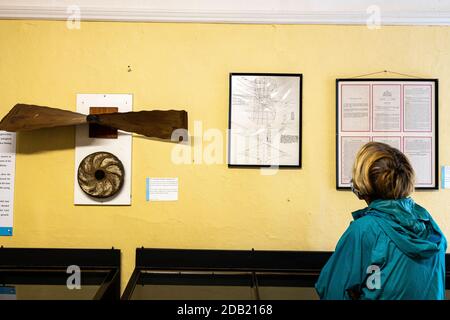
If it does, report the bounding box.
[0,104,189,140]
[0,104,86,131]
[88,110,188,140]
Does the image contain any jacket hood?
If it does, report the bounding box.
[352,198,447,259]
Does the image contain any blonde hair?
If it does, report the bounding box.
[352,142,415,200]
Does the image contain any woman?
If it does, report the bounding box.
[316,142,447,300]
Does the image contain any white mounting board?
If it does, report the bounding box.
[74,94,132,205]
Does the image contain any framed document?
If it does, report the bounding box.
[336,78,438,189]
[228,73,302,167]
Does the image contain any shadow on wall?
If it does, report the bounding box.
[16,127,76,154]
[15,126,188,154]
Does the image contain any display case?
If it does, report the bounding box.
[0,247,120,300]
[122,248,450,300]
[121,248,331,300]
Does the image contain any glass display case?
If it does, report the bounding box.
[122,248,331,300]
[0,247,120,300]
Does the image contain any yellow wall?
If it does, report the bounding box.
[1,20,449,291]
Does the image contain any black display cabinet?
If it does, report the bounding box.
[122,248,332,300]
[0,247,120,300]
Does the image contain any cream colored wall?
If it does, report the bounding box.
[1,21,449,291]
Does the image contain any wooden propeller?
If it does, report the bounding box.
[0,104,188,140]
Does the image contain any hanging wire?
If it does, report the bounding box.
[348,70,426,79]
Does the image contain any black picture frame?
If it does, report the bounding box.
[336,78,439,190]
[228,73,302,168]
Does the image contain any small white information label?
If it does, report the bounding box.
[0,131,16,236]
[146,177,179,201]
[441,166,450,189]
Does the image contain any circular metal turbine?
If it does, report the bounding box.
[77,151,124,199]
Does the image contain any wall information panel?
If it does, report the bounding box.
[336,79,438,189]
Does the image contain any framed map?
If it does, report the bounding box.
[336,78,438,189]
[228,73,302,167]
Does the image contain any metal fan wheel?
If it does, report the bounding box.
[77,151,125,199]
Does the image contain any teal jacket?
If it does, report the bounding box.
[315,198,447,300]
